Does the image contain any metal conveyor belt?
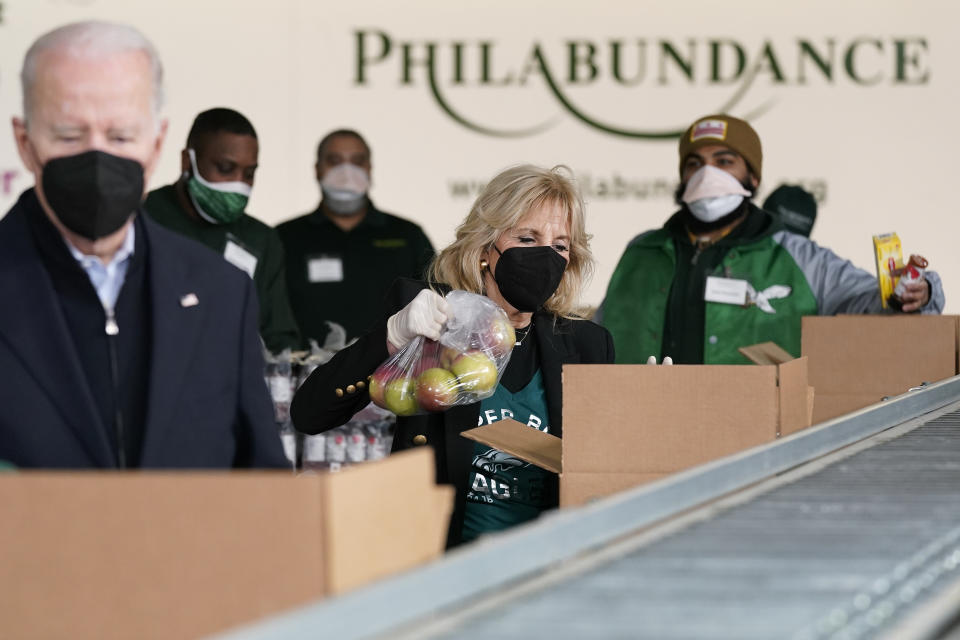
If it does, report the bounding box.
[214,375,960,640]
[425,406,960,639]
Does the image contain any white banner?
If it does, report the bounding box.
[1,0,956,310]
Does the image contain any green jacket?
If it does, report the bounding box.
[599,205,945,365]
[144,185,302,353]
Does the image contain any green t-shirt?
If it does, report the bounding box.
[461,369,552,543]
[144,184,302,353]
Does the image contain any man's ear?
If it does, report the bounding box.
[749,173,759,190]
[181,148,191,174]
[11,117,39,174]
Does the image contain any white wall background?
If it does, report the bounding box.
[1,0,957,311]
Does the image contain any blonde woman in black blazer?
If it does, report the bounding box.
[293,165,614,547]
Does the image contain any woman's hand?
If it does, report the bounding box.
[386,289,451,352]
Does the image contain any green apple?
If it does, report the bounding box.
[416,367,460,412]
[368,364,400,407]
[384,376,419,416]
[450,350,498,394]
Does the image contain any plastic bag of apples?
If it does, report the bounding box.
[368,290,516,416]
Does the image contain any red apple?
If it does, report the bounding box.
[416,367,460,412]
[479,313,516,358]
[421,338,443,363]
[384,376,419,416]
[450,350,498,394]
[368,364,400,407]
[439,345,461,369]
[410,355,435,378]
[413,340,444,376]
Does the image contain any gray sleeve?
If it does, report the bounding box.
[922,270,946,314]
[774,231,944,315]
[774,231,884,315]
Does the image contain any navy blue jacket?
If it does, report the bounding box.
[0,189,287,469]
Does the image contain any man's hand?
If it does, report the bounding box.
[899,279,931,312]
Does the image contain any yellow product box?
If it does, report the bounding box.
[873,232,903,309]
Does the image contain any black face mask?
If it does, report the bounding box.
[41,150,144,240]
[491,245,568,312]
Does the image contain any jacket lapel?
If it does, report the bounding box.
[533,312,579,438]
[0,205,115,466]
[139,217,206,459]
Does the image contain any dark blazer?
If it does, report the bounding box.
[292,278,615,546]
[0,190,287,469]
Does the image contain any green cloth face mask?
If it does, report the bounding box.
[185,148,251,224]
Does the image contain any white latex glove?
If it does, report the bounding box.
[387,289,451,351]
[646,355,674,365]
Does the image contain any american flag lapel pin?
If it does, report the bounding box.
[180,293,199,308]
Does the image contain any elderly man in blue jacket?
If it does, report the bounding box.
[0,21,286,469]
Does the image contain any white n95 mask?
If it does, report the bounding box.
[682,165,751,222]
[321,163,370,215]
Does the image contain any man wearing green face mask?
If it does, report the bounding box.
[145,108,301,353]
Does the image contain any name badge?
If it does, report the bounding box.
[704,276,748,305]
[308,256,344,283]
[223,240,258,279]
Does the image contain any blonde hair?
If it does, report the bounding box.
[429,164,595,319]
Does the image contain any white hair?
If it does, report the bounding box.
[20,20,164,124]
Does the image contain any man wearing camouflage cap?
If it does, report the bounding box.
[597,114,945,365]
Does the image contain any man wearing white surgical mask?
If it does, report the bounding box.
[277,129,435,345]
[598,114,945,365]
[145,108,301,353]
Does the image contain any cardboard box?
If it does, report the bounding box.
[0,448,453,640]
[464,352,812,508]
[802,315,960,423]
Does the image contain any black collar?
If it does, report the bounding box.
[309,200,386,230]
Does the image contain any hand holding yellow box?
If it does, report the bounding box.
[872,233,903,310]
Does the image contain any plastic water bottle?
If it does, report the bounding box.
[267,363,293,423]
[302,432,327,471]
[278,420,297,466]
[366,424,388,461]
[325,428,347,472]
[346,427,367,464]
